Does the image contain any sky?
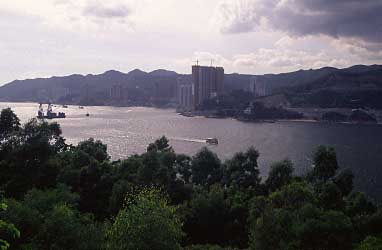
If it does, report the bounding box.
[0,0,381,84]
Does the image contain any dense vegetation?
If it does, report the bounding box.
[0,108,381,250]
[201,90,303,120]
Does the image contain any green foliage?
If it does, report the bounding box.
[223,147,261,190]
[1,109,381,250]
[0,200,20,250]
[249,179,356,250]
[109,180,134,215]
[345,192,376,217]
[2,187,106,250]
[269,181,316,210]
[76,138,110,162]
[184,245,239,250]
[107,188,183,250]
[311,145,339,181]
[147,136,173,153]
[182,185,231,246]
[334,169,354,196]
[191,147,221,186]
[0,108,20,139]
[0,118,66,198]
[250,196,353,250]
[356,235,382,250]
[265,159,294,192]
[55,138,114,218]
[316,182,344,210]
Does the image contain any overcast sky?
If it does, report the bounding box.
[0,0,381,84]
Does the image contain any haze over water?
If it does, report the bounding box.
[2,102,382,200]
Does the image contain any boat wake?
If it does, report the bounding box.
[170,137,206,144]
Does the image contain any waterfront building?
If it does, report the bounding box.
[177,76,194,111]
[192,65,224,109]
[179,84,193,111]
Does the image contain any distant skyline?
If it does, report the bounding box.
[1,0,381,85]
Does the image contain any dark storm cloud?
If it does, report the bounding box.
[83,3,130,19]
[220,0,382,44]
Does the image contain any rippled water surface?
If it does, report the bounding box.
[1,102,382,200]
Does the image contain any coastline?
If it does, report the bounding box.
[2,101,381,126]
[178,111,381,126]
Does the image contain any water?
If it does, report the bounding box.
[1,102,382,200]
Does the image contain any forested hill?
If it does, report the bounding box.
[0,65,381,106]
[0,69,180,105]
[284,67,382,108]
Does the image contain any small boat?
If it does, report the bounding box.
[206,138,218,145]
[79,106,84,109]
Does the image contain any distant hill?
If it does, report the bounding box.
[0,65,381,108]
[0,69,179,106]
[284,67,382,109]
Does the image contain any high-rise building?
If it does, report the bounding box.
[179,84,193,111]
[192,65,224,109]
[249,77,267,97]
[177,76,194,111]
[110,84,128,101]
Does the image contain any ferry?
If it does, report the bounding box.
[37,104,66,119]
[206,138,218,145]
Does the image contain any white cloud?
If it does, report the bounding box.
[175,48,352,75]
[0,0,379,85]
[215,0,382,53]
[274,36,294,48]
[232,48,351,71]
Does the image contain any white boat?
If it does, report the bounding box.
[206,138,218,145]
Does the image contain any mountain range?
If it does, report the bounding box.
[0,65,381,108]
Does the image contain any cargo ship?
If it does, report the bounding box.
[37,103,66,119]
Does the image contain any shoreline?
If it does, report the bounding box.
[178,112,381,126]
[2,101,381,126]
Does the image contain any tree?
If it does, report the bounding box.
[294,205,353,250]
[269,181,316,210]
[174,154,192,184]
[185,245,239,250]
[316,182,344,210]
[223,147,261,190]
[311,146,339,181]
[147,136,173,153]
[109,180,134,215]
[0,200,20,250]
[107,188,183,250]
[250,202,353,250]
[77,161,114,218]
[0,118,66,198]
[265,159,294,192]
[182,185,232,246]
[334,169,354,196]
[356,236,382,250]
[345,192,376,217]
[0,108,20,139]
[76,138,109,162]
[191,147,221,186]
[2,187,106,250]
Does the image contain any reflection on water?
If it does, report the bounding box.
[1,102,382,200]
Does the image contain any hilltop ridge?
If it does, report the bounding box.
[0,65,381,108]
